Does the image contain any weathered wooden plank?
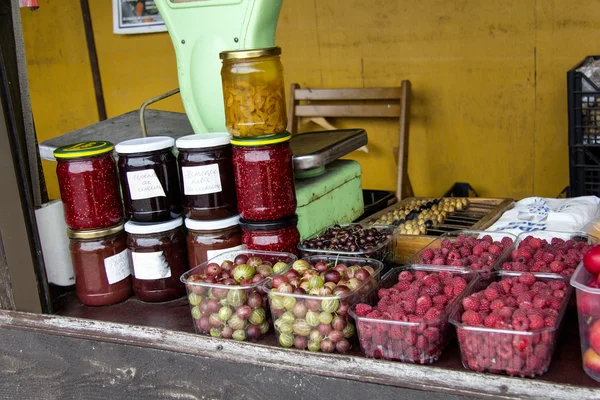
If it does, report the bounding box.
[0,326,471,400]
[295,104,401,118]
[0,309,597,400]
[294,87,403,101]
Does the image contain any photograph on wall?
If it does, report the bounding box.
[113,0,167,35]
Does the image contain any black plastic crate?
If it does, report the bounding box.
[568,56,600,147]
[569,146,600,196]
[567,56,600,196]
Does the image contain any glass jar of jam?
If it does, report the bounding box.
[239,215,300,255]
[231,133,297,221]
[67,223,132,306]
[176,133,238,220]
[116,136,182,223]
[220,47,287,137]
[124,217,188,302]
[185,215,242,269]
[54,141,123,229]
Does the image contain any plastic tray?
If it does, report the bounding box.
[495,230,598,277]
[349,265,476,364]
[406,230,517,272]
[297,223,396,272]
[180,249,297,341]
[449,270,571,377]
[570,262,600,383]
[264,255,384,353]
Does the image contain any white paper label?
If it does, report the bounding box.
[205,244,244,261]
[103,249,131,285]
[131,251,172,280]
[182,164,222,196]
[126,169,166,200]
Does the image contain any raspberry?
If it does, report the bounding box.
[424,307,442,321]
[517,292,532,304]
[423,327,440,342]
[518,273,537,287]
[377,288,389,299]
[431,257,446,265]
[549,261,565,273]
[452,277,468,296]
[366,310,382,318]
[459,247,472,257]
[482,234,494,244]
[499,306,515,319]
[443,284,454,298]
[499,279,513,294]
[390,293,403,303]
[512,313,530,331]
[394,280,411,292]
[484,313,501,328]
[462,310,482,326]
[426,283,442,296]
[416,295,432,310]
[450,260,464,267]
[548,280,566,291]
[402,299,416,313]
[547,297,562,311]
[490,299,505,311]
[513,262,529,272]
[511,283,528,297]
[551,238,565,246]
[441,239,453,249]
[389,325,404,340]
[504,296,517,308]
[484,286,501,301]
[501,237,514,247]
[532,296,547,309]
[398,270,414,282]
[488,244,502,256]
[472,245,484,256]
[447,250,461,262]
[470,263,484,270]
[421,248,435,262]
[415,271,428,280]
[354,303,372,317]
[423,274,439,286]
[479,298,491,312]
[529,237,543,250]
[527,310,545,330]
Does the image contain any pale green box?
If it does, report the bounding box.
[295,160,364,240]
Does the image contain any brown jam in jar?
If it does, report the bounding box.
[185,215,242,269]
[125,217,188,302]
[176,133,238,220]
[67,223,132,306]
[116,137,182,223]
[239,215,300,255]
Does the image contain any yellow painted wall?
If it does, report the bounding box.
[21,0,600,200]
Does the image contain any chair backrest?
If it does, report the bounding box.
[287,81,412,200]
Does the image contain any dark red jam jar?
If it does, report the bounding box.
[239,215,300,255]
[116,137,182,223]
[67,223,132,306]
[231,133,297,221]
[125,217,188,302]
[54,141,123,229]
[176,133,238,220]
[185,215,242,269]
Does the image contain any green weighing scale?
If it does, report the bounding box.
[154,0,367,239]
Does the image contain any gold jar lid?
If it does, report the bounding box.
[67,222,125,240]
[219,46,281,60]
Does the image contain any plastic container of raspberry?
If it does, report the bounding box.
[406,230,517,273]
[449,270,572,378]
[264,255,384,353]
[349,265,477,364]
[494,230,598,277]
[181,249,297,341]
[570,262,600,383]
[297,224,397,273]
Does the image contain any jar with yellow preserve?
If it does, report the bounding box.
[219,47,287,138]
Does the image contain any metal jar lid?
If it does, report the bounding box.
[219,46,281,60]
[67,222,125,239]
[54,141,114,159]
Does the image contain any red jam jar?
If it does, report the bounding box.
[239,215,300,255]
[231,133,296,221]
[125,217,188,302]
[116,137,182,223]
[54,141,123,229]
[185,215,243,269]
[176,133,238,220]
[67,223,132,306]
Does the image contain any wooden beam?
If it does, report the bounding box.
[294,88,403,101]
[295,104,401,118]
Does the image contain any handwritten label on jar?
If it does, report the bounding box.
[103,249,131,285]
[205,245,244,261]
[131,251,172,280]
[126,169,166,200]
[182,164,222,196]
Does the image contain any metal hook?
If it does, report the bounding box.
[139,88,181,137]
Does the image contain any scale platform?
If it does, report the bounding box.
[38,110,367,238]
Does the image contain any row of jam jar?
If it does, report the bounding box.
[70,213,301,307]
[54,133,297,226]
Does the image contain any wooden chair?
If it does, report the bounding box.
[288,82,413,200]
